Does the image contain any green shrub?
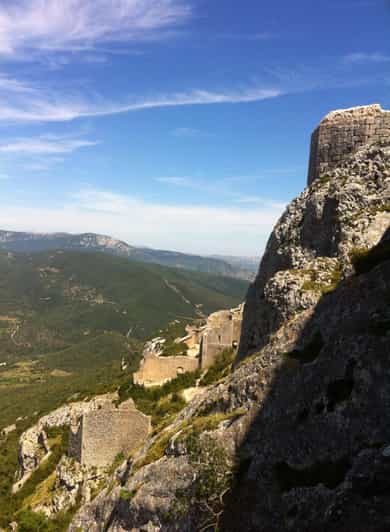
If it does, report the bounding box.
[301,266,342,295]
[199,349,235,386]
[118,369,200,426]
[173,430,233,529]
[119,488,137,501]
[17,509,53,532]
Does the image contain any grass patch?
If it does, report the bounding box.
[134,429,177,469]
[118,370,200,426]
[199,349,235,386]
[0,426,68,529]
[135,409,245,471]
[301,266,342,295]
[119,487,138,501]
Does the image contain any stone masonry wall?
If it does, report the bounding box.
[133,353,198,387]
[133,306,243,387]
[199,308,243,369]
[307,104,390,185]
[81,408,150,468]
[69,399,150,468]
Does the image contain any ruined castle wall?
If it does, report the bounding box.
[68,422,82,464]
[80,408,150,468]
[199,311,243,369]
[133,354,199,387]
[307,104,390,185]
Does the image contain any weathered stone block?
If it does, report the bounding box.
[307,104,390,185]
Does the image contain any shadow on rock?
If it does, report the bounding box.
[221,230,390,532]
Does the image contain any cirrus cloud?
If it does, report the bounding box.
[0,81,282,123]
[0,0,191,57]
[0,134,98,154]
[343,52,390,64]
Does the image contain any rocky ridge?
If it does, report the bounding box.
[0,231,254,280]
[68,106,390,532]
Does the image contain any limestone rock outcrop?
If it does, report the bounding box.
[238,139,390,359]
[70,105,390,532]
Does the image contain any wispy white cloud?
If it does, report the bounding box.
[0,134,98,154]
[234,196,287,209]
[0,0,191,57]
[343,52,390,64]
[0,83,282,123]
[215,32,276,41]
[20,158,65,172]
[0,187,284,255]
[154,175,289,211]
[156,176,193,186]
[0,76,36,93]
[0,56,382,126]
[171,127,209,137]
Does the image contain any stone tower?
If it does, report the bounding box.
[307,103,390,185]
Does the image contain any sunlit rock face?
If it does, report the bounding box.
[238,104,390,360]
[70,107,390,532]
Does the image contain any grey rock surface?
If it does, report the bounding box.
[70,109,390,531]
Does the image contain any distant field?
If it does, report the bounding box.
[0,249,248,362]
[0,248,248,527]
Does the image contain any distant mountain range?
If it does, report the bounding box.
[0,230,256,280]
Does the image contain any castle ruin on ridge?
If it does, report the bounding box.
[69,398,150,468]
[133,337,199,387]
[134,305,243,387]
[308,104,390,185]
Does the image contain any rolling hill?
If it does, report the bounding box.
[0,248,248,362]
[0,247,248,515]
[0,230,254,280]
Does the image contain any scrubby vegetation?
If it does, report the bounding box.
[16,506,77,532]
[0,248,247,528]
[0,426,69,529]
[118,370,200,425]
[199,349,235,386]
[0,249,247,359]
[301,266,342,295]
[159,320,189,357]
[136,409,245,470]
[167,425,237,530]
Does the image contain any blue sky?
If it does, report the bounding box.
[0,0,389,256]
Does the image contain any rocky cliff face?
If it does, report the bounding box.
[70,106,390,532]
[238,109,390,359]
